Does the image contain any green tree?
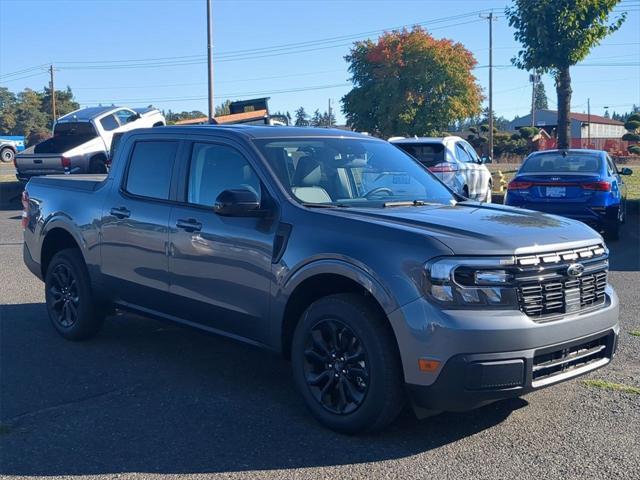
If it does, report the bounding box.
[215,100,232,116]
[42,86,80,126]
[506,0,625,149]
[534,80,548,110]
[310,109,323,127]
[294,107,309,126]
[0,87,18,134]
[342,26,482,137]
[15,89,49,144]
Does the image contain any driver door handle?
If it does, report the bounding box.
[110,206,131,219]
[176,218,202,232]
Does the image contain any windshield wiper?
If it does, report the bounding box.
[383,200,431,208]
[301,203,350,209]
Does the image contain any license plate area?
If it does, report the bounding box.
[546,186,566,197]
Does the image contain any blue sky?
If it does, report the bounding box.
[1,0,639,124]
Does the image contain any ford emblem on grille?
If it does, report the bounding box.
[567,263,585,278]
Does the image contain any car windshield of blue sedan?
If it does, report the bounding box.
[254,137,456,207]
[520,153,602,174]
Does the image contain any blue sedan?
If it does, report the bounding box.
[504,149,633,239]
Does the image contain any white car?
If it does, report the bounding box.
[390,136,493,202]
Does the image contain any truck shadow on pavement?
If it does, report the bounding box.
[0,302,527,476]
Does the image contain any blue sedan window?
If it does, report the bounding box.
[520,153,602,173]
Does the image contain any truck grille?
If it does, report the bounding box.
[518,271,607,318]
[515,244,608,321]
[532,334,611,386]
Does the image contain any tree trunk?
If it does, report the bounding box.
[555,67,572,149]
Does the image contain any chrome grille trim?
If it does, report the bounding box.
[514,243,608,321]
[516,243,606,266]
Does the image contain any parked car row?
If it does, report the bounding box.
[14,106,165,182]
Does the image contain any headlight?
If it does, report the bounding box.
[424,257,518,308]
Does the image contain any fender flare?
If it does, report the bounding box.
[270,258,400,351]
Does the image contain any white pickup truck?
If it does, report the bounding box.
[15,106,165,182]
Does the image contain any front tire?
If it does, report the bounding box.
[1,147,15,163]
[291,293,405,434]
[44,249,105,340]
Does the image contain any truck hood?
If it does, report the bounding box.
[339,202,602,256]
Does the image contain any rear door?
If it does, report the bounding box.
[100,138,181,309]
[167,139,277,343]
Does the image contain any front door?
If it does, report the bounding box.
[100,139,179,309]
[167,141,277,343]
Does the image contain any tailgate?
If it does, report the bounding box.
[16,154,65,175]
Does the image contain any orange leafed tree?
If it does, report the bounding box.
[342,27,483,137]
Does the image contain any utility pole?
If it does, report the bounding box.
[587,98,591,146]
[328,98,332,127]
[49,64,57,123]
[206,0,216,124]
[481,12,497,160]
[530,71,539,127]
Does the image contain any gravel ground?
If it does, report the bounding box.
[0,207,639,480]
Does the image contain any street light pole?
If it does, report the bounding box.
[206,0,216,124]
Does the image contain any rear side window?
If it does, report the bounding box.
[125,141,178,200]
[394,143,445,167]
[520,153,602,173]
[100,114,119,131]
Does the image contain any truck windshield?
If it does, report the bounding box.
[254,137,455,207]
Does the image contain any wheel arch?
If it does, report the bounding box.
[276,260,399,359]
[40,224,86,278]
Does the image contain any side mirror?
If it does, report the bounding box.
[214,188,261,216]
[481,155,492,164]
[620,167,633,176]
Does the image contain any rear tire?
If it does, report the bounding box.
[44,249,105,340]
[291,293,405,434]
[0,147,15,163]
[485,184,492,203]
[88,156,107,174]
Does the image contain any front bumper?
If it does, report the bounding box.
[406,327,618,412]
[388,286,619,412]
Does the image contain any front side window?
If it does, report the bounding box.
[115,109,137,125]
[254,137,455,207]
[187,143,261,207]
[462,142,480,163]
[125,141,177,199]
[100,114,119,131]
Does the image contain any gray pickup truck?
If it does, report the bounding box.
[22,126,619,433]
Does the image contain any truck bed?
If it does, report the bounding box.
[28,174,108,191]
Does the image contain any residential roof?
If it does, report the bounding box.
[568,111,624,125]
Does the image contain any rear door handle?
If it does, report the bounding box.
[176,218,202,232]
[110,206,131,219]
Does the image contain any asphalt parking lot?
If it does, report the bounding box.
[1,205,639,480]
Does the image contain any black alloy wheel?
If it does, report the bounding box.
[303,319,369,415]
[47,263,80,328]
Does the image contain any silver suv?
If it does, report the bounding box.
[391,136,493,202]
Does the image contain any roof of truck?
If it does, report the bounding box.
[153,125,372,139]
[58,106,118,122]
